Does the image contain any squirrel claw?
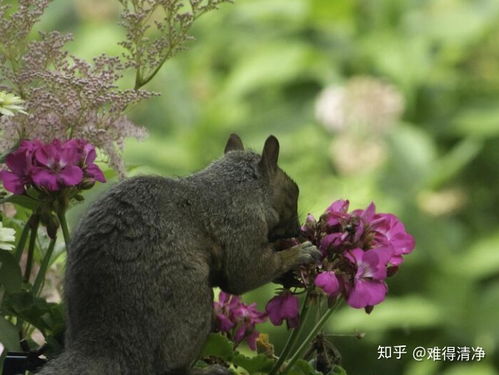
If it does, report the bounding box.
[295,241,322,264]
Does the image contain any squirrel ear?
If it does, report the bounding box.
[224,133,244,153]
[259,135,280,173]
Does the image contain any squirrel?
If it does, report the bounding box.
[37,134,321,375]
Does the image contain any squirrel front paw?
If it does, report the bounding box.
[283,241,321,269]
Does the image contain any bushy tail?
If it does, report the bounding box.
[36,350,119,375]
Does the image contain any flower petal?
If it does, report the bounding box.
[31,168,59,191]
[58,166,83,187]
[315,271,341,297]
[347,279,387,308]
[0,170,25,194]
[85,163,106,183]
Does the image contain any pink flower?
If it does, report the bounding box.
[325,199,350,227]
[0,140,40,194]
[67,139,106,183]
[213,291,266,350]
[371,213,415,266]
[300,214,317,240]
[0,138,105,194]
[345,247,392,308]
[315,271,341,297]
[32,139,83,191]
[265,292,300,328]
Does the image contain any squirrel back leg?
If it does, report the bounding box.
[156,269,219,375]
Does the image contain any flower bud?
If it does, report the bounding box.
[79,179,96,190]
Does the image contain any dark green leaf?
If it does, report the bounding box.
[0,194,39,210]
[233,352,274,374]
[200,333,234,361]
[0,315,21,351]
[2,291,64,336]
[0,250,23,292]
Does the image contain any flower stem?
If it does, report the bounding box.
[33,237,57,296]
[23,215,39,283]
[269,292,312,375]
[14,220,31,263]
[281,302,339,375]
[57,211,71,249]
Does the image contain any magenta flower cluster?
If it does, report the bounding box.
[303,200,415,310]
[213,291,267,350]
[0,139,106,194]
[213,200,415,347]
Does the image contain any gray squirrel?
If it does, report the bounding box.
[37,134,321,375]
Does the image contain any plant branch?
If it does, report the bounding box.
[57,211,71,249]
[281,300,341,375]
[14,220,31,262]
[23,215,39,283]
[33,237,57,296]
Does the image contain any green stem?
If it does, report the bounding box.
[281,303,338,375]
[33,237,57,296]
[14,220,31,263]
[57,211,71,249]
[23,216,39,283]
[269,292,312,375]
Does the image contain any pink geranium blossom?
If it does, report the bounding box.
[32,139,83,191]
[213,291,267,350]
[345,247,392,308]
[315,271,341,297]
[265,292,300,328]
[0,138,105,194]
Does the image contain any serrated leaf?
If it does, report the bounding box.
[0,250,23,292]
[0,315,21,351]
[200,333,234,361]
[233,352,274,374]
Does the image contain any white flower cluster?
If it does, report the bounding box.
[0,221,16,251]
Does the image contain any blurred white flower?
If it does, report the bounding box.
[417,188,467,217]
[315,86,347,132]
[329,133,387,176]
[315,76,405,134]
[0,92,26,117]
[0,221,16,250]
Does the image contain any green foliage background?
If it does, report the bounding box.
[16,0,499,373]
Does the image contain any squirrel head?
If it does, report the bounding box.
[224,134,301,241]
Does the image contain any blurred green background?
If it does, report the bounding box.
[39,0,499,373]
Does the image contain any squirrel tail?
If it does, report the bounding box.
[36,350,118,374]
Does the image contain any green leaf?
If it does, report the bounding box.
[288,359,322,375]
[0,250,23,293]
[233,352,274,374]
[0,315,21,351]
[200,333,234,361]
[2,291,64,336]
[330,365,348,375]
[0,194,39,210]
